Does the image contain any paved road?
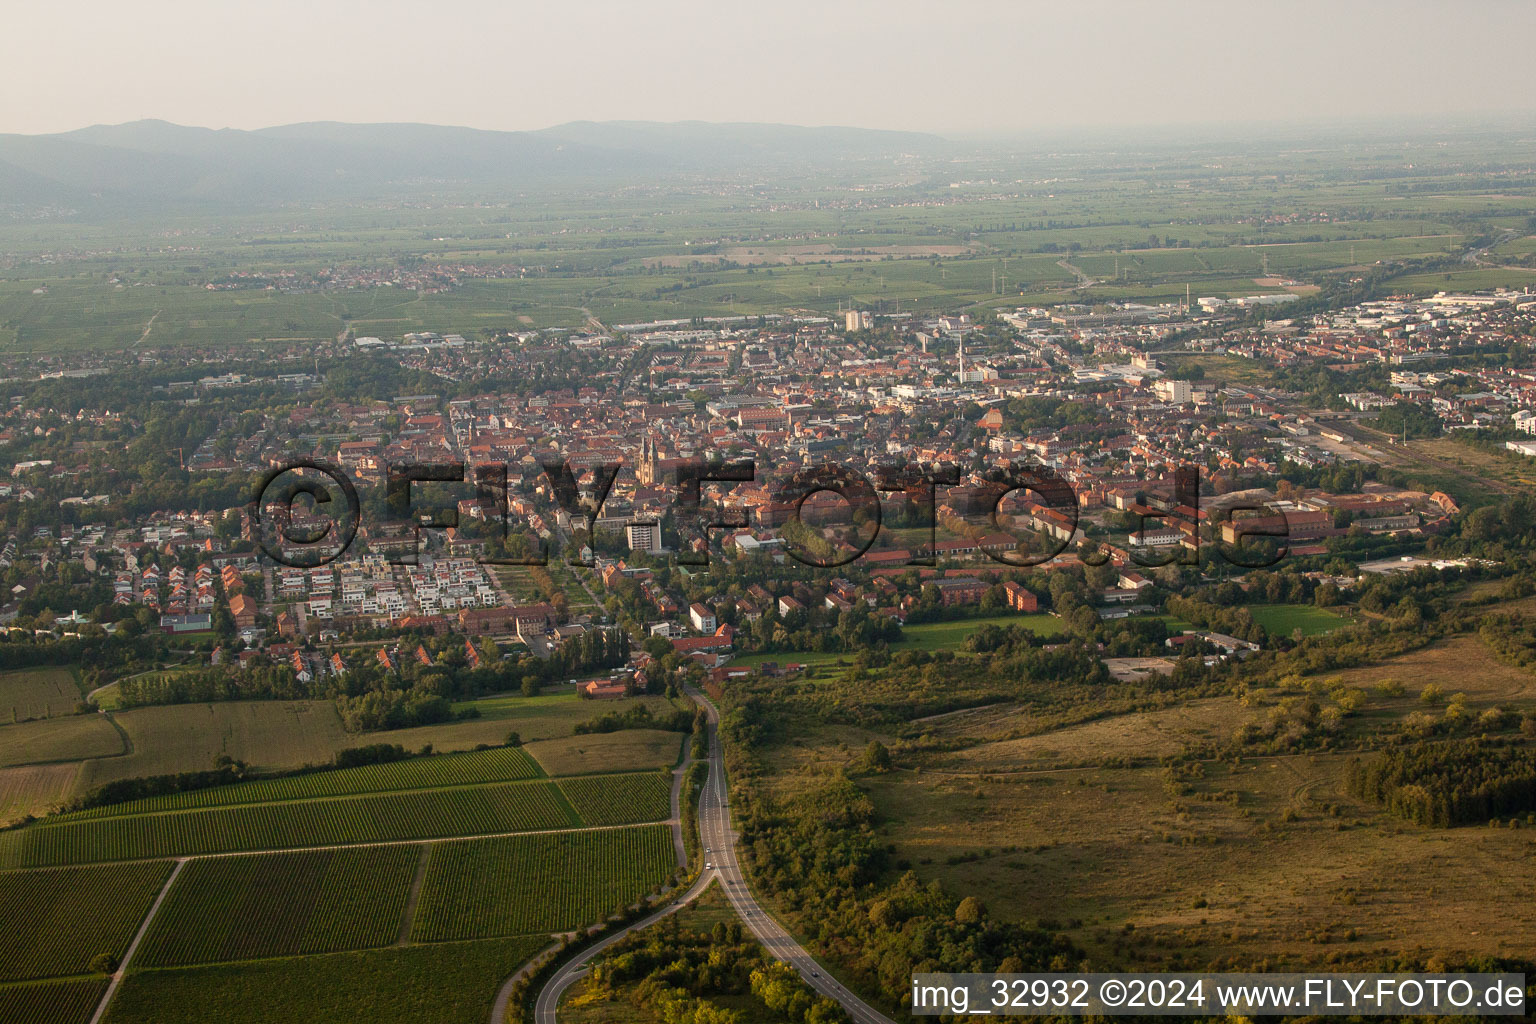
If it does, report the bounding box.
[531,868,714,1024]
[1462,227,1518,265]
[532,687,896,1024]
[687,689,896,1024]
[501,722,692,1024]
[87,658,196,707]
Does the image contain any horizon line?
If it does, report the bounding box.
[8,109,1536,143]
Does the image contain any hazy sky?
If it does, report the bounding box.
[4,0,1536,137]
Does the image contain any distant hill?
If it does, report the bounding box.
[0,119,948,212]
[533,120,943,163]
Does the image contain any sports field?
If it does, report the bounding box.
[1248,603,1348,637]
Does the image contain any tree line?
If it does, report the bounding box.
[116,626,630,733]
[1346,738,1536,827]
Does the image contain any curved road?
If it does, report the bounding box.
[532,687,896,1024]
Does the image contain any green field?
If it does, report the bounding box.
[0,763,79,825]
[0,668,83,723]
[444,692,680,740]
[412,826,675,941]
[903,614,1065,649]
[0,228,1475,351]
[528,727,685,776]
[72,693,674,797]
[0,978,109,1024]
[4,134,1532,353]
[385,692,682,752]
[524,729,684,777]
[728,612,1065,670]
[0,758,680,867]
[1248,603,1348,638]
[0,694,684,1019]
[0,715,122,769]
[555,772,673,826]
[74,702,351,793]
[62,745,542,821]
[137,845,420,967]
[102,935,550,1024]
[0,779,577,868]
[0,861,172,982]
[1390,265,1536,295]
[1157,352,1271,385]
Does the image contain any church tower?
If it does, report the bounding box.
[639,436,658,486]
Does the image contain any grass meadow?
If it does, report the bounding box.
[752,597,1536,970]
[524,729,684,776]
[0,667,84,722]
[728,612,1065,670]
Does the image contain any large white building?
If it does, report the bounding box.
[626,521,663,554]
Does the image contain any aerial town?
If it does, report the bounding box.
[3,286,1532,693]
[9,3,1536,1019]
